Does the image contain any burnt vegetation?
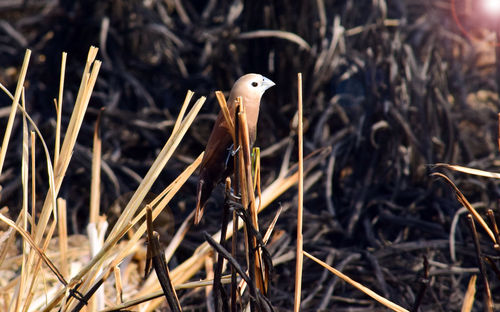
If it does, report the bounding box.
[0,0,499,311]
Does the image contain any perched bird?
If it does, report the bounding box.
[195,74,275,224]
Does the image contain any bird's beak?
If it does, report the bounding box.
[262,76,276,90]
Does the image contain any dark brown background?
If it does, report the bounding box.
[0,0,499,310]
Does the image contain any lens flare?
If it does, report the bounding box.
[483,0,500,15]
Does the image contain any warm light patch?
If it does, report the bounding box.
[483,0,500,15]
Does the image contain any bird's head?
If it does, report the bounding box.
[232,73,275,99]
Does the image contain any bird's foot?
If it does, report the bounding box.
[230,145,241,156]
[228,190,241,202]
[224,144,240,168]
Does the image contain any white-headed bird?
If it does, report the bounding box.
[195,74,275,224]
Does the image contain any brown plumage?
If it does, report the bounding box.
[195,74,275,224]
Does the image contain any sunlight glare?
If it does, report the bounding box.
[483,0,500,16]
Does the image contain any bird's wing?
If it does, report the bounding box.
[200,112,234,175]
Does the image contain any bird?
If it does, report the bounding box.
[194,74,275,224]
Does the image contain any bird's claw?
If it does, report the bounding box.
[230,145,241,156]
[225,144,240,169]
[229,190,241,201]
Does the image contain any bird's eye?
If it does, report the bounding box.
[251,82,258,87]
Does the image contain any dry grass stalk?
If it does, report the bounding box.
[294,72,304,312]
[172,90,194,135]
[435,163,500,179]
[146,207,182,312]
[16,88,29,312]
[0,46,324,310]
[57,198,68,280]
[133,160,302,311]
[54,52,66,166]
[61,98,205,309]
[237,97,265,297]
[25,220,57,311]
[164,210,194,262]
[102,277,232,312]
[204,256,214,312]
[0,214,65,287]
[304,251,409,312]
[238,204,282,295]
[461,275,477,312]
[35,46,101,251]
[41,224,132,311]
[215,90,235,142]
[0,49,31,176]
[113,266,122,305]
[0,216,20,275]
[263,206,282,244]
[30,131,36,235]
[0,99,67,311]
[105,95,205,240]
[89,110,103,225]
[432,172,496,243]
[120,153,202,264]
[61,94,205,305]
[487,210,500,246]
[466,215,493,312]
[238,101,259,231]
[87,221,109,311]
[0,46,102,312]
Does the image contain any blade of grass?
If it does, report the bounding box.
[146,208,181,312]
[62,93,205,310]
[35,47,101,247]
[136,163,305,311]
[106,95,205,240]
[0,214,67,287]
[172,90,194,135]
[304,251,409,312]
[89,109,103,224]
[117,153,203,264]
[113,266,122,305]
[13,102,60,309]
[231,98,241,312]
[137,148,328,311]
[40,224,132,312]
[30,131,36,235]
[461,275,476,312]
[164,210,194,262]
[487,210,500,248]
[237,99,263,298]
[435,163,500,179]
[54,52,67,166]
[87,220,109,311]
[0,49,31,176]
[263,205,282,244]
[16,88,30,312]
[294,72,304,312]
[22,220,57,312]
[65,151,203,310]
[214,178,232,312]
[102,277,232,312]
[57,198,68,280]
[215,90,235,143]
[432,172,496,243]
[466,215,493,312]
